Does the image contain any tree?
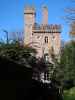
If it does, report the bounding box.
[0,41,50,82]
[64,0,75,23]
[0,41,37,68]
[55,41,75,87]
[64,0,75,37]
[70,22,75,39]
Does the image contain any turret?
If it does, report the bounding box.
[24,6,36,45]
[42,6,48,24]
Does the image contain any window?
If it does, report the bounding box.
[44,53,49,61]
[45,36,48,43]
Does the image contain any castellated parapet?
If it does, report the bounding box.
[32,23,61,33]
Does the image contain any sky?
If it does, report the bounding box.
[0,0,73,42]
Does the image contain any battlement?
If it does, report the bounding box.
[24,6,36,15]
[32,23,61,33]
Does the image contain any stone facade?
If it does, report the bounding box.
[24,6,61,62]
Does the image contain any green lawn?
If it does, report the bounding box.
[64,87,75,100]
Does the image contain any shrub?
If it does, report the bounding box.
[64,87,75,100]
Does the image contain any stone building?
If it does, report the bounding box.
[24,6,61,82]
[24,6,61,61]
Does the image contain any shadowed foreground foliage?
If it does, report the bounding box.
[0,56,63,100]
[53,41,75,89]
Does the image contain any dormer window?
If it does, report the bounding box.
[45,36,48,43]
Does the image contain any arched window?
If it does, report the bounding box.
[45,36,48,43]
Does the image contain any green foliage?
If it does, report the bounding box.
[54,40,75,85]
[64,87,75,100]
[0,41,37,68]
[61,41,75,80]
[0,41,48,80]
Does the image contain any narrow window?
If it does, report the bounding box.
[44,53,49,61]
[45,36,48,43]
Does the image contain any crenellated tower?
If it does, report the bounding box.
[24,6,61,59]
[32,24,61,59]
[24,6,36,45]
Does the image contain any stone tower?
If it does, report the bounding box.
[42,6,48,24]
[24,6,36,45]
[24,6,61,60]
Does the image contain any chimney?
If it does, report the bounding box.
[42,6,48,24]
